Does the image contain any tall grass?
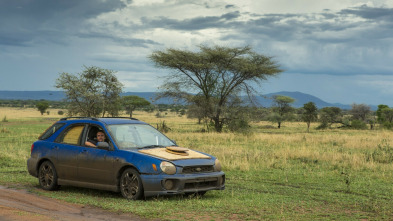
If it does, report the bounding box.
[0,108,392,220]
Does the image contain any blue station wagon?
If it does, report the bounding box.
[27,117,225,199]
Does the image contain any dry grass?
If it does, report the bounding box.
[1,108,392,173]
[0,107,65,120]
[1,107,392,220]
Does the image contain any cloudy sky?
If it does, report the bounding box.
[1,0,393,105]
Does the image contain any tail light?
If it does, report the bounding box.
[31,144,34,155]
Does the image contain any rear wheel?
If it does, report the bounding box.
[120,168,144,200]
[38,161,59,191]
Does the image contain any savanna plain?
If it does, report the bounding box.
[0,107,392,220]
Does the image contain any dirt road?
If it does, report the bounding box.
[0,185,149,221]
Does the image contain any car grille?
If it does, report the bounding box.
[182,165,214,174]
[184,178,218,190]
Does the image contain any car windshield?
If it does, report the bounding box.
[107,124,175,150]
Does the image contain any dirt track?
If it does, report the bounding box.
[0,185,149,221]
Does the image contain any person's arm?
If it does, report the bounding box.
[85,139,97,147]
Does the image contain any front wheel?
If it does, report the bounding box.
[120,168,144,200]
[38,161,59,191]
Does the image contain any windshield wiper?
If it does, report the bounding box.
[138,145,165,149]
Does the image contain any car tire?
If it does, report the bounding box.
[38,161,59,191]
[120,168,144,200]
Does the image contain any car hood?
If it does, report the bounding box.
[138,147,211,161]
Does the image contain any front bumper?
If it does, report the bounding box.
[141,171,225,197]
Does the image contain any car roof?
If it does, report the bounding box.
[58,117,148,125]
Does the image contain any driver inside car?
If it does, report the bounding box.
[85,131,106,147]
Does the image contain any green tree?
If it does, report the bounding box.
[317,107,342,129]
[36,101,49,115]
[376,104,389,123]
[55,66,123,117]
[382,108,393,123]
[149,45,282,132]
[301,102,318,132]
[122,95,151,118]
[269,95,295,128]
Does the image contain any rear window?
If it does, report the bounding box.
[39,123,65,140]
[61,125,85,145]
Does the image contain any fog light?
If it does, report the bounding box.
[163,179,175,190]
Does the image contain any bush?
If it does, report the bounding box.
[350,120,368,130]
[382,122,393,129]
[157,120,171,133]
[227,118,251,134]
[370,140,393,163]
[58,110,64,115]
[316,122,328,130]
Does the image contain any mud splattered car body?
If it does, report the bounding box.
[27,117,225,199]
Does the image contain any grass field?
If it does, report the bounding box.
[0,107,392,220]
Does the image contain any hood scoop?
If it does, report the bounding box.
[165,146,189,156]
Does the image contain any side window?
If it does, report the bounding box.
[57,125,85,145]
[85,125,107,144]
[39,123,65,140]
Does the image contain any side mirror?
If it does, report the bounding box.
[97,142,110,150]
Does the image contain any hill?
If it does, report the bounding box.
[0,90,373,110]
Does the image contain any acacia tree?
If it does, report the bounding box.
[122,95,150,118]
[55,66,123,117]
[301,102,318,132]
[317,107,342,129]
[269,95,295,128]
[36,101,49,115]
[149,45,282,132]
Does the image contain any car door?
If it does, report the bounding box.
[55,124,86,181]
[77,125,115,185]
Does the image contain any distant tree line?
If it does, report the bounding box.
[4,45,391,134]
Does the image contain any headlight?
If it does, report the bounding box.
[160,161,176,175]
[215,159,222,172]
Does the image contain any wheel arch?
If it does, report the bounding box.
[116,164,140,186]
[36,158,54,174]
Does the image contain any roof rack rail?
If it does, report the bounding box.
[98,117,139,121]
[59,117,99,121]
[59,117,139,121]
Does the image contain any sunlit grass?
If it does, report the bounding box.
[0,108,392,220]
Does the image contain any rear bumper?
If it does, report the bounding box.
[141,171,225,197]
[27,157,38,177]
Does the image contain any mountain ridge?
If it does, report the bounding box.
[0,90,375,110]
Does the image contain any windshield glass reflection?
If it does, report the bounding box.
[107,124,175,150]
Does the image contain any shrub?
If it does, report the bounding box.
[58,110,64,115]
[371,140,393,163]
[350,120,368,130]
[0,128,10,133]
[157,120,171,133]
[227,118,251,134]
